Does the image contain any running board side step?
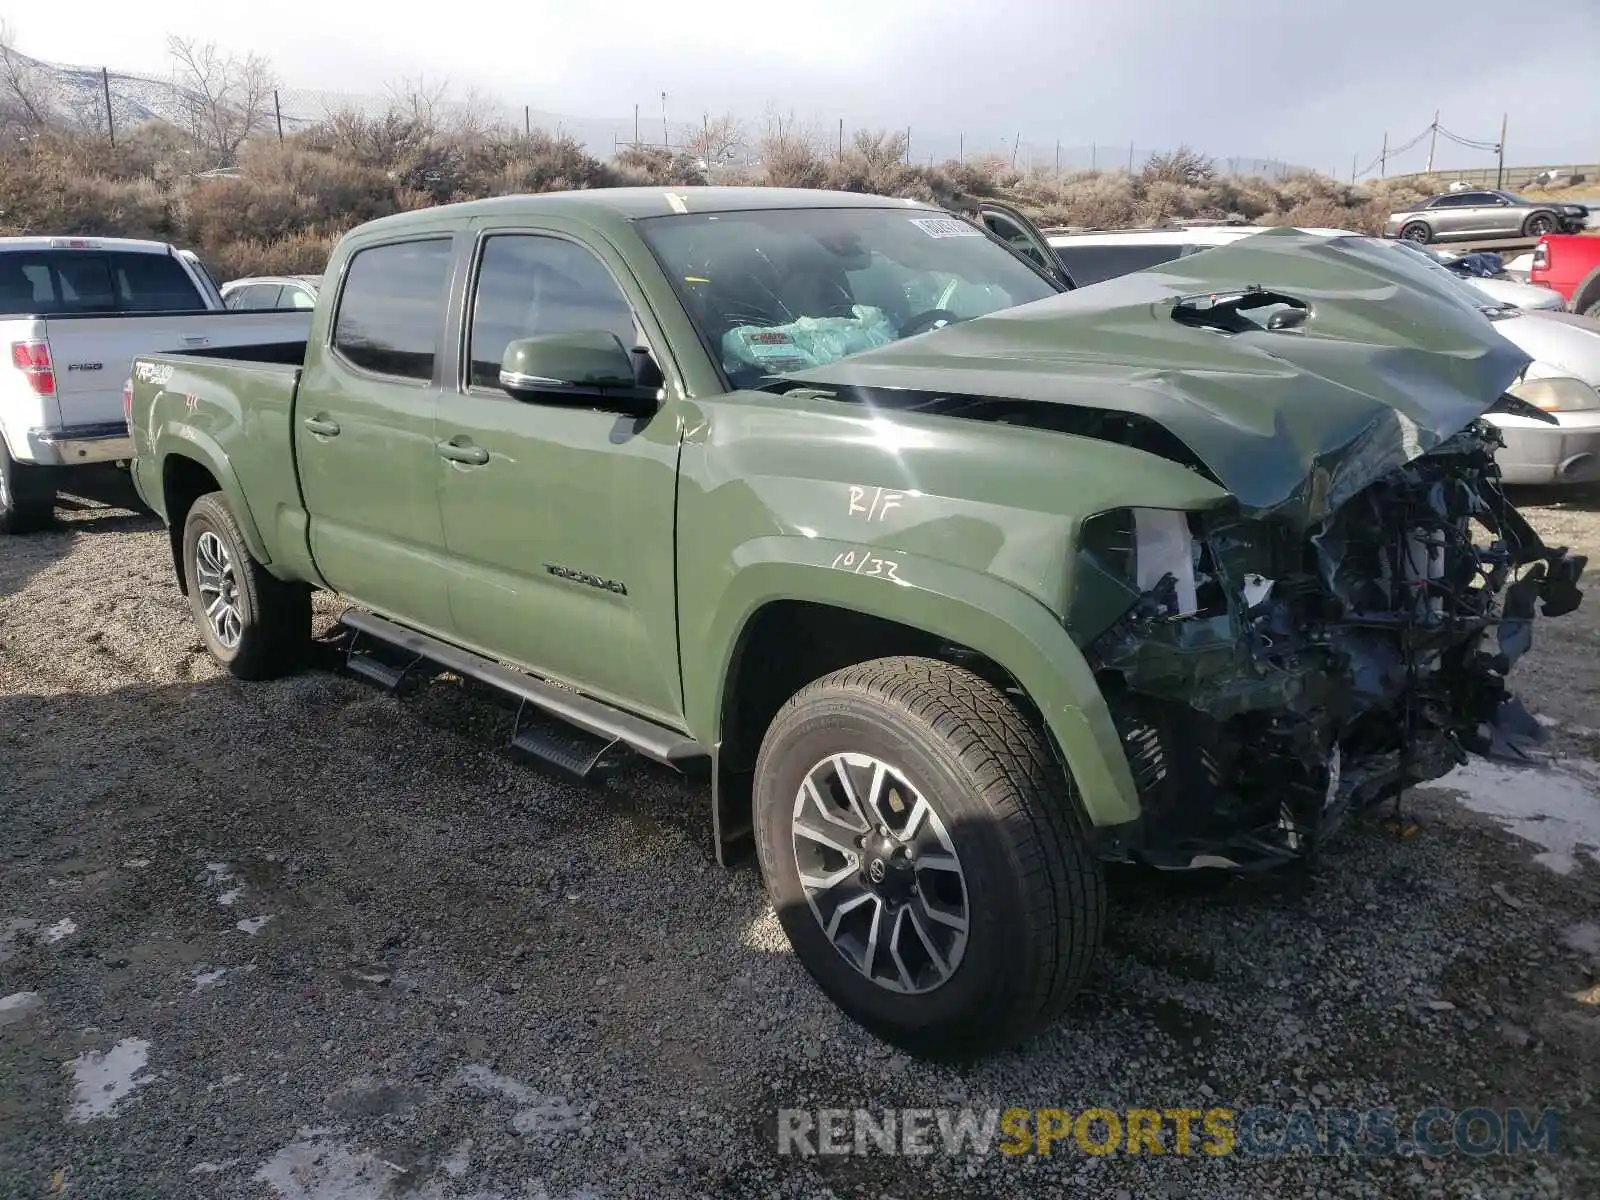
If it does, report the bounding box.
[338,609,706,777]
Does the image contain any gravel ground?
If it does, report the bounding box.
[2,471,1598,1199]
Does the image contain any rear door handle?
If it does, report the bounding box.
[303,416,340,437]
[437,439,489,466]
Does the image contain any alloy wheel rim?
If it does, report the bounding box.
[791,751,970,994]
[194,530,243,649]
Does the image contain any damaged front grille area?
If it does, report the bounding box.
[1082,419,1587,871]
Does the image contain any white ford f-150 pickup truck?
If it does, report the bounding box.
[1,236,314,534]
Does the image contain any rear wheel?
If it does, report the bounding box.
[1523,212,1558,237]
[753,656,1105,1059]
[181,491,311,679]
[1399,221,1432,244]
[0,442,57,535]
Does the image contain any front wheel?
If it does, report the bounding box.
[181,491,311,679]
[753,657,1105,1059]
[1524,213,1558,237]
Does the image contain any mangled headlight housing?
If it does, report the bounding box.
[1074,507,1201,624]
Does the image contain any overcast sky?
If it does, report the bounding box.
[9,0,1600,176]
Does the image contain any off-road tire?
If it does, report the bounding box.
[0,441,58,535]
[181,491,310,680]
[1399,221,1432,244]
[753,656,1105,1059]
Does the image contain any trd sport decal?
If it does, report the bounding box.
[544,564,628,595]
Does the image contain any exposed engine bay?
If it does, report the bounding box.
[1078,419,1587,870]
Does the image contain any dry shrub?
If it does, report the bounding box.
[612,146,705,187]
[0,143,174,238]
[1,109,1446,277]
[211,230,341,280]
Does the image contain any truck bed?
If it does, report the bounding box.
[129,346,307,556]
[2,308,313,467]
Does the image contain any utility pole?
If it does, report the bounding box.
[1380,130,1388,177]
[906,126,912,164]
[1496,113,1507,188]
[1426,109,1438,172]
[1351,152,1358,185]
[1011,132,1020,168]
[274,90,284,142]
[633,104,639,149]
[661,92,668,147]
[102,67,115,147]
[524,105,531,136]
[958,133,963,161]
[1128,141,1134,172]
[838,117,843,160]
[1054,139,1060,175]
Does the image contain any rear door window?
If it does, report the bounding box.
[0,250,204,315]
[1049,243,1186,286]
[332,239,455,381]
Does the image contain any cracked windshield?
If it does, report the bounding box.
[640,208,1059,386]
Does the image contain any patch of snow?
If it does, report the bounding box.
[253,1128,399,1200]
[123,858,152,869]
[41,918,77,943]
[454,1064,588,1137]
[1432,756,1600,873]
[205,863,235,884]
[1561,921,1600,960]
[441,1139,472,1178]
[217,887,245,907]
[191,967,229,992]
[1535,713,1561,728]
[236,916,274,935]
[66,1037,152,1122]
[0,991,43,1025]
[189,1159,241,1175]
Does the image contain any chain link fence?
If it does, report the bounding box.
[19,53,1308,180]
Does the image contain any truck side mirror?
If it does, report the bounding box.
[498,332,659,417]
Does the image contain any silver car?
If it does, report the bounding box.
[1382,190,1588,244]
[219,274,321,310]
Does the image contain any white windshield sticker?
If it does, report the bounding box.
[910,217,982,239]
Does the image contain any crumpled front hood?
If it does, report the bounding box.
[787,229,1532,529]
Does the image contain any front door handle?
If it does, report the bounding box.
[437,438,489,466]
[303,415,340,437]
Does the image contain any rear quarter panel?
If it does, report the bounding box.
[130,352,316,581]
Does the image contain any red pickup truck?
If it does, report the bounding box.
[1530,234,1600,316]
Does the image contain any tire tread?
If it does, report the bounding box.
[763,655,1105,1053]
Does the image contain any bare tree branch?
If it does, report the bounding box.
[685,112,744,167]
[0,20,54,133]
[167,36,276,166]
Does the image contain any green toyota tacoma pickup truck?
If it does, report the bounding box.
[128,187,1585,1059]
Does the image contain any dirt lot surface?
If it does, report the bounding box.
[2,474,1598,1199]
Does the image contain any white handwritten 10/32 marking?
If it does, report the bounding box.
[848,486,905,522]
[830,546,903,581]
